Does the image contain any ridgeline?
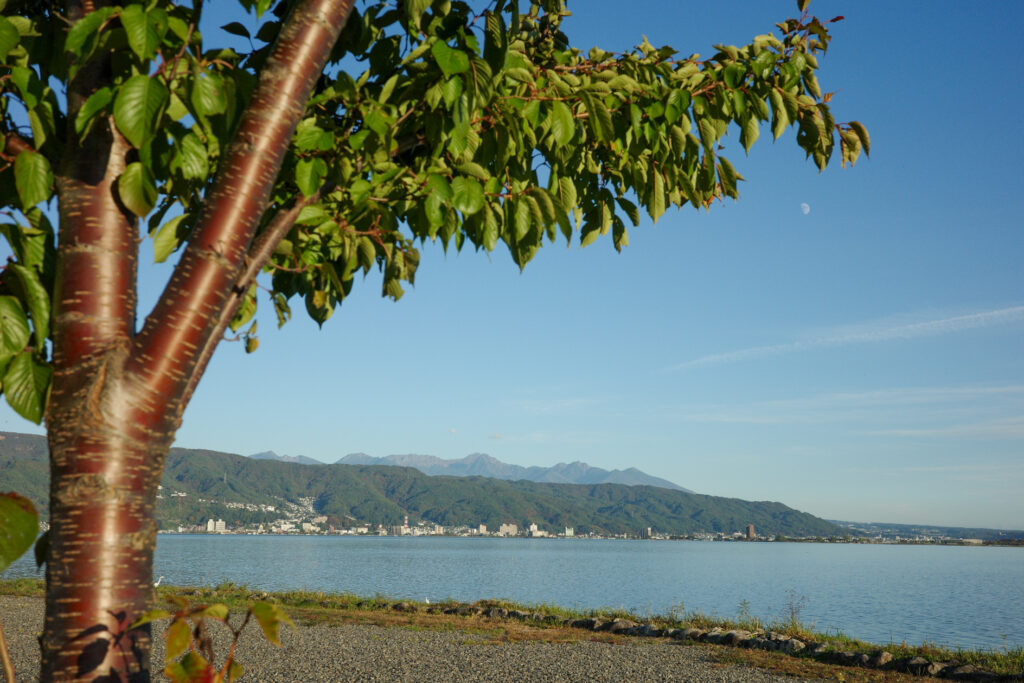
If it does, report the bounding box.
[1,432,842,537]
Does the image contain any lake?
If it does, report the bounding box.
[7,535,1022,651]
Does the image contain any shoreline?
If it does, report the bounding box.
[2,580,1021,681]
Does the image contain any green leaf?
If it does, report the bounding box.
[295,158,327,197]
[251,601,294,647]
[431,41,469,77]
[191,72,228,117]
[451,177,484,215]
[229,285,257,332]
[0,491,37,574]
[197,603,229,621]
[129,608,172,629]
[580,91,613,141]
[0,297,30,356]
[0,17,19,61]
[557,177,577,210]
[456,162,489,181]
[113,75,169,148]
[723,63,746,89]
[226,658,244,682]
[75,87,114,136]
[648,170,666,222]
[33,529,48,568]
[547,100,575,147]
[117,162,157,217]
[64,7,116,60]
[405,0,431,31]
[740,115,760,153]
[151,215,187,263]
[220,21,251,39]
[165,617,190,661]
[513,199,531,240]
[14,152,52,210]
[120,5,159,61]
[848,120,870,156]
[769,89,789,140]
[9,264,50,348]
[174,132,208,180]
[3,352,51,424]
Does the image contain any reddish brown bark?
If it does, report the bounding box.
[41,0,356,679]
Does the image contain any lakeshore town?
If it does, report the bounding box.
[156,487,997,545]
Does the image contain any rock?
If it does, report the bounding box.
[569,618,600,631]
[604,618,638,634]
[943,664,997,681]
[868,651,894,668]
[629,624,663,638]
[485,607,508,619]
[703,628,725,644]
[809,643,830,656]
[854,653,871,667]
[899,656,949,676]
[722,630,750,646]
[508,610,530,620]
[662,628,680,639]
[392,602,415,613]
[781,638,806,654]
[681,628,705,641]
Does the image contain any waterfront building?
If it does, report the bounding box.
[746,524,756,540]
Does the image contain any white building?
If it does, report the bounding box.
[498,523,518,536]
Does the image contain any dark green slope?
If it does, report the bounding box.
[1,432,843,537]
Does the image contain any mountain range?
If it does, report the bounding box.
[332,452,692,492]
[1,431,838,537]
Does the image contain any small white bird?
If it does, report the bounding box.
[153,576,165,587]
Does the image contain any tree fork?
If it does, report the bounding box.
[40,0,357,678]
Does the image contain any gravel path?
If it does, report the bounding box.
[1,596,821,682]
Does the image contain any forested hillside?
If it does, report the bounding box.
[1,432,843,537]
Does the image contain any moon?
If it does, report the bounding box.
[800,203,811,215]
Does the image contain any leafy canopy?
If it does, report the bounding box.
[0,0,868,421]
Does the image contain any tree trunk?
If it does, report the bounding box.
[40,0,355,678]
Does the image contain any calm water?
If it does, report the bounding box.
[9,536,1022,650]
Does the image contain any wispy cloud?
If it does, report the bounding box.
[671,305,1024,370]
[676,384,1024,433]
[867,416,1024,439]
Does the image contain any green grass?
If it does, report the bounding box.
[2,578,1020,676]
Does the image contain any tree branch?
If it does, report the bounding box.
[129,0,356,433]
[179,188,326,408]
[1,131,34,160]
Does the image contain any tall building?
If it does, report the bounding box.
[746,524,755,540]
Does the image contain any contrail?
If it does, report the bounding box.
[672,305,1024,370]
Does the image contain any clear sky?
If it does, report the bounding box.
[3,1,1022,530]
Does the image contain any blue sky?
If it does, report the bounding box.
[3,1,1022,530]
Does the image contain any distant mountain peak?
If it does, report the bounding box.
[334,451,691,492]
[248,451,323,466]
